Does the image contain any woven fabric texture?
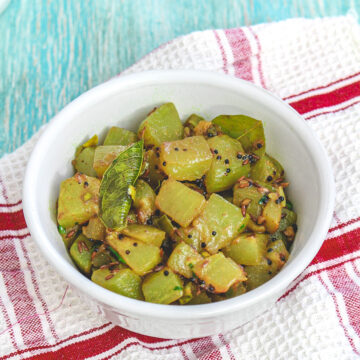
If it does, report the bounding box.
[0,15,359,360]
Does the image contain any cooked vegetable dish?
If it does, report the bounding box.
[56,103,298,304]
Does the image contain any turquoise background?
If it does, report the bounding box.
[0,0,357,156]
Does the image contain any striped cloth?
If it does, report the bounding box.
[1,15,360,360]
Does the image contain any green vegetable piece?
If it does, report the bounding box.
[153,215,175,237]
[159,136,213,181]
[108,246,126,264]
[250,153,284,183]
[167,242,203,278]
[143,149,165,189]
[212,115,265,157]
[266,239,289,269]
[225,282,247,299]
[179,282,195,304]
[246,218,266,233]
[82,216,106,241]
[194,194,249,254]
[107,235,161,276]
[176,225,206,253]
[142,268,183,304]
[69,234,94,275]
[193,252,247,293]
[278,208,297,232]
[233,183,263,219]
[286,200,293,210]
[93,145,128,177]
[224,233,269,265]
[245,256,280,290]
[184,114,205,131]
[103,126,138,146]
[262,193,282,233]
[58,225,66,235]
[60,226,79,248]
[121,224,165,247]
[187,291,212,305]
[74,147,97,177]
[92,268,143,300]
[138,103,184,147]
[180,282,213,305]
[155,179,206,228]
[82,134,98,148]
[91,250,114,268]
[133,179,156,224]
[75,134,98,157]
[57,174,100,229]
[99,141,144,230]
[205,135,250,193]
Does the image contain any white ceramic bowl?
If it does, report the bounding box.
[23,70,335,339]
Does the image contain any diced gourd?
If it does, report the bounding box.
[74,134,98,158]
[159,136,212,181]
[246,219,266,233]
[225,282,247,298]
[184,114,205,134]
[212,115,266,157]
[193,252,247,293]
[266,239,289,270]
[155,179,206,227]
[103,127,137,146]
[59,225,79,248]
[193,120,213,136]
[179,282,212,305]
[178,282,195,305]
[57,174,100,229]
[205,135,250,193]
[69,234,94,275]
[142,268,183,304]
[224,233,269,265]
[91,249,116,268]
[82,216,106,241]
[153,215,175,237]
[121,224,165,247]
[250,153,284,183]
[193,194,248,254]
[233,183,263,218]
[176,225,206,253]
[167,242,203,278]
[106,235,161,276]
[278,208,297,232]
[187,291,212,305]
[143,149,165,189]
[138,103,184,147]
[262,193,282,233]
[133,179,156,224]
[73,147,97,177]
[278,186,286,208]
[92,268,143,300]
[244,262,277,290]
[93,145,127,177]
[212,282,247,302]
[269,230,287,244]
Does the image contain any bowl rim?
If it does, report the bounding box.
[23,70,335,321]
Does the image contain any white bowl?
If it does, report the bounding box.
[23,70,335,339]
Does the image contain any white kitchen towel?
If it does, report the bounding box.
[0,15,359,360]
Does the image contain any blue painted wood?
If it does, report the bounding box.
[0,0,357,156]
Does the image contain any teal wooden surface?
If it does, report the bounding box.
[0,0,357,156]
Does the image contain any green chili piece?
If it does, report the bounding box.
[58,225,66,235]
[108,246,126,264]
[286,200,293,210]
